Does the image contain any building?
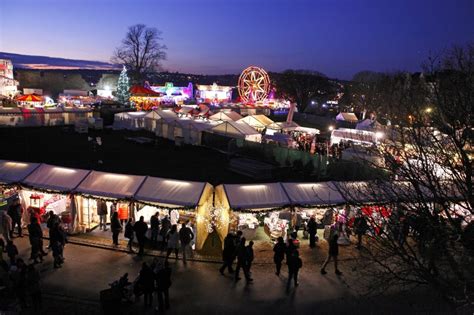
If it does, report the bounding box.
[196,83,233,103]
[0,59,19,97]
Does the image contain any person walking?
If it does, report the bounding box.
[245,240,254,278]
[97,200,108,231]
[353,213,368,249]
[110,212,122,247]
[234,237,251,282]
[287,250,302,288]
[307,216,318,248]
[150,212,160,249]
[134,216,148,256]
[27,217,46,263]
[273,236,286,276]
[6,239,18,265]
[8,199,23,238]
[219,233,236,275]
[179,223,194,264]
[138,262,155,308]
[321,233,342,275]
[155,260,172,312]
[166,225,179,261]
[124,218,135,253]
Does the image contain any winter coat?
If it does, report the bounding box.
[111,217,122,233]
[179,226,194,245]
[150,216,159,230]
[307,219,317,234]
[124,222,134,239]
[222,235,236,260]
[167,231,179,249]
[155,266,172,291]
[0,212,12,234]
[139,265,155,293]
[328,235,339,256]
[133,221,148,238]
[273,242,286,262]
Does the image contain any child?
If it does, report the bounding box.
[6,240,18,265]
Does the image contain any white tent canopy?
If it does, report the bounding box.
[211,121,261,142]
[222,183,290,210]
[336,112,359,123]
[135,176,208,207]
[113,111,148,130]
[209,111,243,122]
[0,160,41,184]
[238,115,274,129]
[75,171,146,199]
[356,118,382,131]
[23,164,90,192]
[281,182,345,206]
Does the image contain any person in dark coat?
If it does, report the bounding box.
[287,250,302,288]
[307,217,318,248]
[6,239,18,265]
[110,212,122,246]
[179,223,194,264]
[124,218,135,253]
[134,216,148,256]
[138,262,155,307]
[8,199,23,238]
[50,222,66,268]
[155,260,172,312]
[26,263,42,312]
[150,212,160,248]
[46,211,60,249]
[27,217,46,263]
[353,213,369,249]
[219,233,236,275]
[273,236,286,276]
[234,237,251,282]
[245,240,254,279]
[321,233,342,275]
[159,215,171,251]
[97,200,108,231]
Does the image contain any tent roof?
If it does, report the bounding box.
[135,177,207,207]
[222,183,290,210]
[209,111,243,122]
[75,171,146,199]
[16,94,43,102]
[269,121,300,130]
[281,182,345,206]
[356,119,382,130]
[0,160,40,184]
[130,85,162,97]
[336,112,359,122]
[145,109,178,122]
[239,115,274,127]
[23,164,90,192]
[211,121,260,137]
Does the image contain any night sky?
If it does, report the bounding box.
[1,0,473,79]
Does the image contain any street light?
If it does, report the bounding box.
[328,125,334,131]
[425,107,432,113]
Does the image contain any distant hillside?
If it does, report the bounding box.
[0,52,120,70]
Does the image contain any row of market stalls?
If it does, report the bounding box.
[0,160,466,249]
[112,110,320,146]
[0,107,93,127]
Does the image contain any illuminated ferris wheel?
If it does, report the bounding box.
[238,66,271,102]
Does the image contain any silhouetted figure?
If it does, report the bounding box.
[179,223,194,264]
[220,233,236,275]
[166,225,179,260]
[287,250,302,288]
[321,234,342,275]
[138,262,155,307]
[155,260,172,312]
[307,217,318,248]
[134,216,148,256]
[124,218,135,253]
[150,212,160,248]
[110,212,122,246]
[273,237,286,276]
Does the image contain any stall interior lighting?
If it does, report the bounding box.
[52,167,76,174]
[5,162,29,168]
[103,174,130,180]
[163,180,191,186]
[241,185,267,190]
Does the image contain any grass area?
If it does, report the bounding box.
[0,126,251,185]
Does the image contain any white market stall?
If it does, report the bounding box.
[21,164,91,232]
[215,183,291,241]
[134,176,214,250]
[75,171,147,229]
[238,115,274,132]
[144,109,178,132]
[209,111,243,122]
[113,111,148,130]
[210,120,262,142]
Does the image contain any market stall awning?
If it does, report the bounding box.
[130,85,162,97]
[75,171,146,199]
[16,94,43,102]
[238,115,274,128]
[281,182,345,206]
[0,160,41,184]
[222,183,290,210]
[209,111,243,122]
[135,177,208,207]
[22,164,90,192]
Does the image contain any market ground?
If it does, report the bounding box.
[0,237,459,315]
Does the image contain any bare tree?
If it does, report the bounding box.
[112,24,167,83]
[335,44,473,307]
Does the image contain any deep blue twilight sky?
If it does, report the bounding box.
[0,0,473,79]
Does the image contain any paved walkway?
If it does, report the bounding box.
[0,235,456,315]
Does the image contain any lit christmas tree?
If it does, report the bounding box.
[116,65,130,106]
